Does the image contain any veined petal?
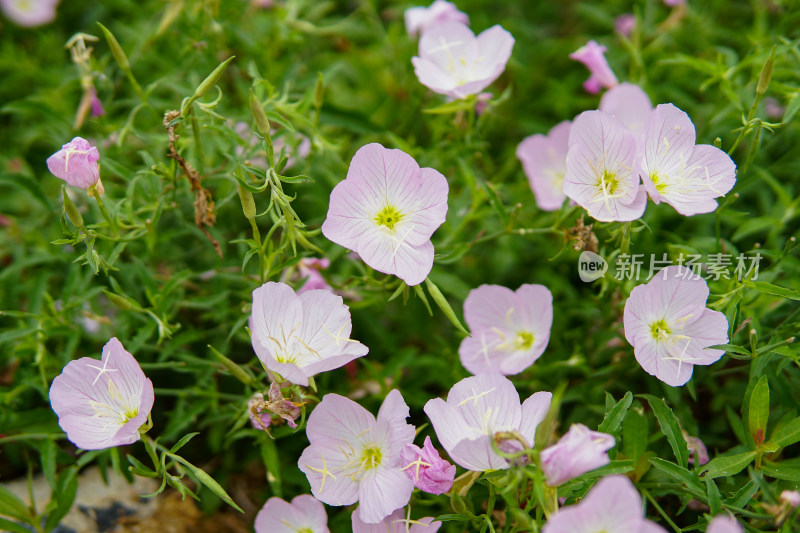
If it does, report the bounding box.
[516,121,571,211]
[357,467,415,524]
[672,308,728,365]
[298,440,360,506]
[599,83,653,131]
[251,282,303,366]
[518,391,553,446]
[356,231,434,286]
[472,25,515,82]
[640,104,696,194]
[662,144,736,216]
[297,289,366,362]
[449,434,509,471]
[376,390,416,462]
[305,393,376,445]
[463,284,517,332]
[322,177,381,251]
[633,332,694,386]
[418,21,477,74]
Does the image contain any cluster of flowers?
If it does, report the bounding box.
[43,0,746,530]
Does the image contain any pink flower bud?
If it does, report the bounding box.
[90,87,106,117]
[569,40,618,94]
[46,137,100,190]
[400,436,456,495]
[685,434,709,465]
[540,424,615,486]
[614,14,636,37]
[780,490,800,508]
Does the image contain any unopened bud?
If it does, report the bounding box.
[62,186,84,228]
[237,182,256,220]
[756,47,775,96]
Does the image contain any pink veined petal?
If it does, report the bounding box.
[458,329,509,375]
[640,104,697,191]
[376,390,416,462]
[633,331,695,386]
[290,494,330,532]
[655,265,711,325]
[321,180,379,251]
[449,434,509,471]
[512,284,553,337]
[599,82,653,131]
[357,467,415,524]
[297,289,368,362]
[254,497,301,533]
[516,121,571,211]
[446,374,523,435]
[305,393,376,445]
[423,398,468,454]
[418,21,477,74]
[542,476,645,533]
[298,440,360,506]
[471,25,515,82]
[663,144,736,216]
[463,284,517,332]
[411,56,462,94]
[250,282,303,367]
[671,308,728,365]
[391,166,449,246]
[352,508,403,533]
[518,391,553,446]
[356,231,434,286]
[639,520,670,533]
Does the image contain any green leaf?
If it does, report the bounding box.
[422,97,476,114]
[598,391,632,434]
[761,460,800,481]
[0,518,33,533]
[766,416,800,448]
[260,436,282,497]
[700,451,756,479]
[706,477,722,514]
[44,465,78,532]
[182,56,236,115]
[640,395,689,468]
[744,280,800,301]
[170,432,200,454]
[424,278,469,335]
[166,453,243,513]
[622,404,648,463]
[648,457,704,493]
[0,485,30,521]
[748,375,769,446]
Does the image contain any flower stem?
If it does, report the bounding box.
[90,186,118,237]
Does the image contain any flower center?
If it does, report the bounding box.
[122,407,139,423]
[514,331,534,350]
[598,169,620,195]
[650,172,667,193]
[650,319,670,341]
[374,205,404,231]
[360,445,383,470]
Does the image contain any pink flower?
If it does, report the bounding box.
[459,284,553,375]
[249,382,301,430]
[623,265,729,386]
[297,257,332,293]
[599,83,653,132]
[569,40,618,94]
[46,137,100,190]
[685,434,709,465]
[400,436,456,495]
[321,143,448,286]
[404,0,469,38]
[664,0,686,6]
[353,507,441,533]
[516,121,571,211]
[254,494,329,533]
[249,281,368,386]
[48,337,154,450]
[541,424,615,486]
[0,0,58,27]
[298,390,416,524]
[780,490,800,508]
[424,374,552,471]
[707,515,743,533]
[412,22,514,100]
[640,104,736,216]
[475,92,493,115]
[543,475,667,533]
[563,110,647,222]
[90,87,105,117]
[615,14,636,37]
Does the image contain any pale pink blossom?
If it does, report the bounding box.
[459,284,553,375]
[254,494,329,533]
[615,14,636,37]
[404,0,468,38]
[563,110,647,222]
[623,265,729,386]
[599,82,653,132]
[516,121,571,211]
[685,434,709,465]
[540,424,615,486]
[46,137,100,190]
[707,515,743,533]
[296,257,332,293]
[49,337,154,450]
[352,507,441,533]
[569,40,618,94]
[412,22,514,100]
[543,475,667,533]
[249,281,368,386]
[298,390,416,523]
[400,436,456,495]
[780,490,800,508]
[321,143,448,286]
[424,374,551,471]
[640,104,736,216]
[0,0,58,27]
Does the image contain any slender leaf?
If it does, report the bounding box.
[598,391,633,434]
[640,395,689,468]
[700,451,756,479]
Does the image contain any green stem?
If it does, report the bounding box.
[90,187,118,237]
[642,489,681,532]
